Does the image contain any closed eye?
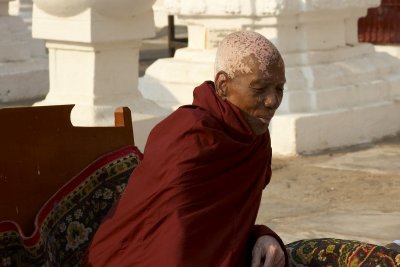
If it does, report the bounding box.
[251,87,267,95]
[251,85,284,94]
[276,85,285,93]
[250,80,270,89]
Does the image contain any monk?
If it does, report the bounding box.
[85,31,287,267]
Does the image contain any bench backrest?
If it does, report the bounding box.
[0,105,134,235]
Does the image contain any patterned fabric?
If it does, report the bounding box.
[287,238,400,267]
[0,146,142,267]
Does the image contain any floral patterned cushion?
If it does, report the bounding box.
[0,146,142,267]
[286,238,400,267]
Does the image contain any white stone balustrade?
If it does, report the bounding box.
[32,0,169,150]
[139,0,400,155]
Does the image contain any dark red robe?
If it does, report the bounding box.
[86,81,287,266]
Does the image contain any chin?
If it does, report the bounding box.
[252,127,269,135]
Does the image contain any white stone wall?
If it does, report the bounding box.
[139,0,400,155]
[164,0,380,16]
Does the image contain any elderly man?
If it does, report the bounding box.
[85,31,287,267]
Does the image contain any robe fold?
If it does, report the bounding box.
[86,81,287,267]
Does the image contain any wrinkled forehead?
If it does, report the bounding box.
[218,31,283,76]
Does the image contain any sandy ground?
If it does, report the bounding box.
[257,135,400,246]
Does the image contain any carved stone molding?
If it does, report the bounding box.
[33,0,90,17]
[33,0,154,18]
[164,0,380,16]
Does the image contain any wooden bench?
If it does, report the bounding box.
[0,105,142,266]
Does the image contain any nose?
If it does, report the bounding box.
[263,90,280,110]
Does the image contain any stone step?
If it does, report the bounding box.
[283,44,374,67]
[139,78,195,109]
[0,58,48,103]
[281,78,399,113]
[142,57,213,84]
[286,52,398,91]
[271,100,400,155]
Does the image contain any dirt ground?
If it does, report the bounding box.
[257,134,400,246]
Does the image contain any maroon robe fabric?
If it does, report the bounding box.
[85,81,287,267]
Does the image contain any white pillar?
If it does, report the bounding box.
[32,0,170,150]
[8,0,18,15]
[139,0,400,155]
[153,0,168,28]
[9,0,46,57]
[0,0,48,103]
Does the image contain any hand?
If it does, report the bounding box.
[251,235,285,267]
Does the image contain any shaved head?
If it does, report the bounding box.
[214,31,283,79]
[213,31,286,135]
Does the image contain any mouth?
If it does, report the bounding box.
[257,116,273,124]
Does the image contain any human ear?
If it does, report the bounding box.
[215,71,229,99]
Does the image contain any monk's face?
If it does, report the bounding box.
[216,55,285,135]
